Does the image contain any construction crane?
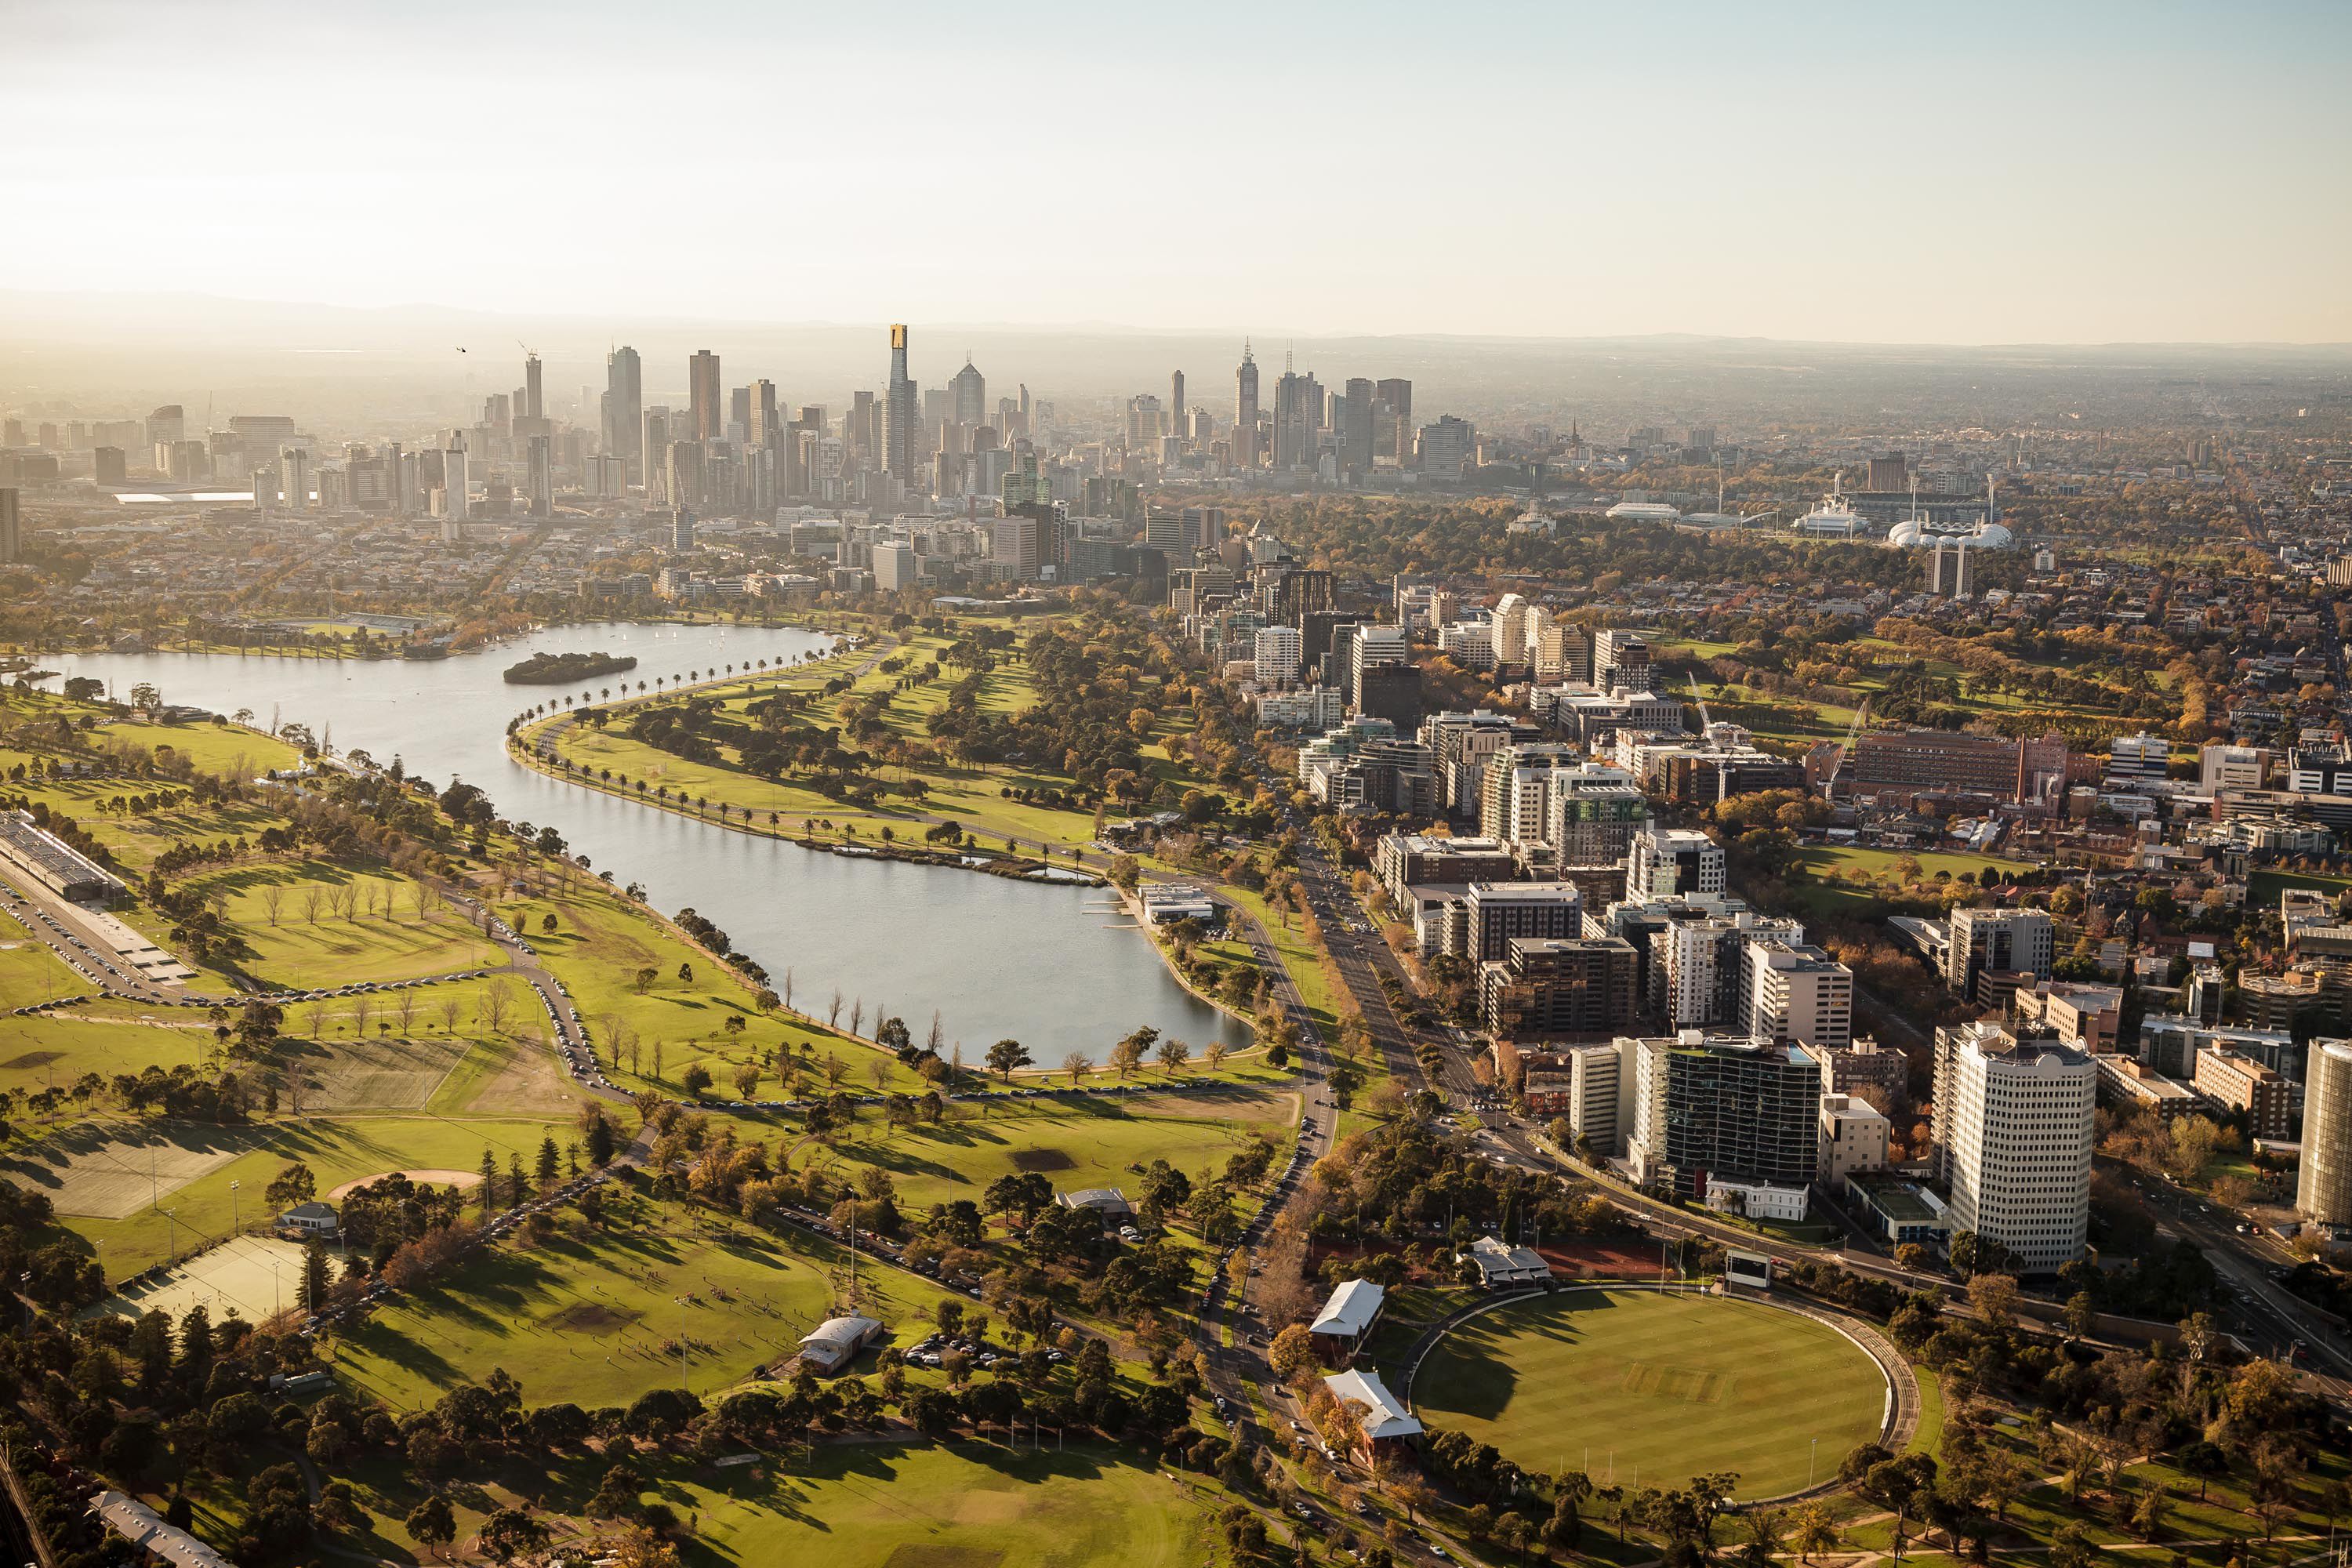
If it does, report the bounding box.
[1685,673,1729,804]
[1820,698,1871,800]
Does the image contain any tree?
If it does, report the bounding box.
[1062,1051,1094,1086]
[985,1039,1033,1083]
[633,967,658,994]
[1155,1034,1191,1074]
[405,1495,456,1557]
[264,1160,317,1209]
[2047,1521,2100,1568]
[1792,1501,1841,1563]
[1269,1323,1315,1379]
[1965,1272,2020,1331]
[476,1508,550,1563]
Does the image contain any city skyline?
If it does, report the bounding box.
[5,1,2349,343]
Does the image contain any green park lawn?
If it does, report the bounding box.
[0,920,88,1006]
[672,1443,1216,1567]
[812,1091,1298,1215]
[0,1013,211,1102]
[96,719,301,777]
[1409,1289,1889,1501]
[181,859,488,987]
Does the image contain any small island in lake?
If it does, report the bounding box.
[503,650,639,685]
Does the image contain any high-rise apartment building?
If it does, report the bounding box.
[524,352,543,420]
[1740,938,1855,1051]
[885,325,919,485]
[1480,936,1639,1040]
[2299,1040,2352,1225]
[0,488,18,564]
[1930,1022,2093,1272]
[1944,907,2055,1007]
[1253,625,1303,684]
[688,350,722,441]
[1626,828,1726,902]
[278,446,310,513]
[1629,1033,1821,1199]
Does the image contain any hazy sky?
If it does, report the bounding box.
[6,0,2348,343]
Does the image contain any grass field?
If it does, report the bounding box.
[1409,1289,1888,1501]
[673,1443,1214,1567]
[327,1190,963,1410]
[0,1014,209,1101]
[0,1119,267,1218]
[280,1034,471,1112]
[812,1091,1297,1214]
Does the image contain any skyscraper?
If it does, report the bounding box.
[0,488,18,564]
[748,379,778,446]
[951,355,986,429]
[688,350,722,441]
[2299,1040,2352,1225]
[884,324,919,485]
[1341,377,1374,482]
[605,347,643,480]
[1169,369,1185,437]
[1375,378,1414,462]
[1234,342,1260,467]
[524,353,543,420]
[1931,1022,2093,1272]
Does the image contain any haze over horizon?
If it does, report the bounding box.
[8,0,2349,346]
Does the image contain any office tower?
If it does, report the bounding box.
[749,379,778,445]
[1169,369,1185,436]
[1944,907,2055,1007]
[0,488,17,564]
[2299,1040,2352,1225]
[278,446,311,512]
[950,355,985,430]
[1628,1033,1822,1200]
[145,405,185,448]
[1272,355,1320,470]
[1740,938,1854,1051]
[688,350,722,441]
[93,447,127,485]
[524,353,543,420]
[1234,341,1260,466]
[1375,378,1413,461]
[873,539,919,591]
[1626,828,1726,902]
[641,408,671,504]
[441,445,469,517]
[728,385,752,437]
[1341,377,1375,482]
[666,441,704,511]
[525,435,552,517]
[1254,624,1303,684]
[885,324,919,485]
[606,347,643,479]
[1417,415,1472,479]
[1931,1022,2093,1272]
[2,419,20,448]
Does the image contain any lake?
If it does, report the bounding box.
[28,622,1248,1057]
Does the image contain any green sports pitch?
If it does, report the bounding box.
[1409,1288,1888,1500]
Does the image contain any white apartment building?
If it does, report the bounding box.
[1818,1092,1890,1183]
[872,539,919,590]
[1741,938,1854,1051]
[1626,827,1725,902]
[1661,911,1803,1030]
[1523,1036,1639,1155]
[1936,1028,2095,1273]
[1253,624,1304,684]
[1437,622,1494,670]
[1255,686,1345,731]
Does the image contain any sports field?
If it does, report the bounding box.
[327,1191,965,1410]
[0,1120,268,1218]
[817,1091,1297,1214]
[673,1443,1213,1567]
[281,1034,470,1112]
[98,1234,312,1326]
[1410,1288,1889,1499]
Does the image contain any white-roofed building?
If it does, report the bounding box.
[1055,1187,1133,1216]
[91,1490,238,1568]
[797,1313,884,1373]
[1457,1233,1552,1289]
[1308,1277,1385,1363]
[1322,1367,1424,1457]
